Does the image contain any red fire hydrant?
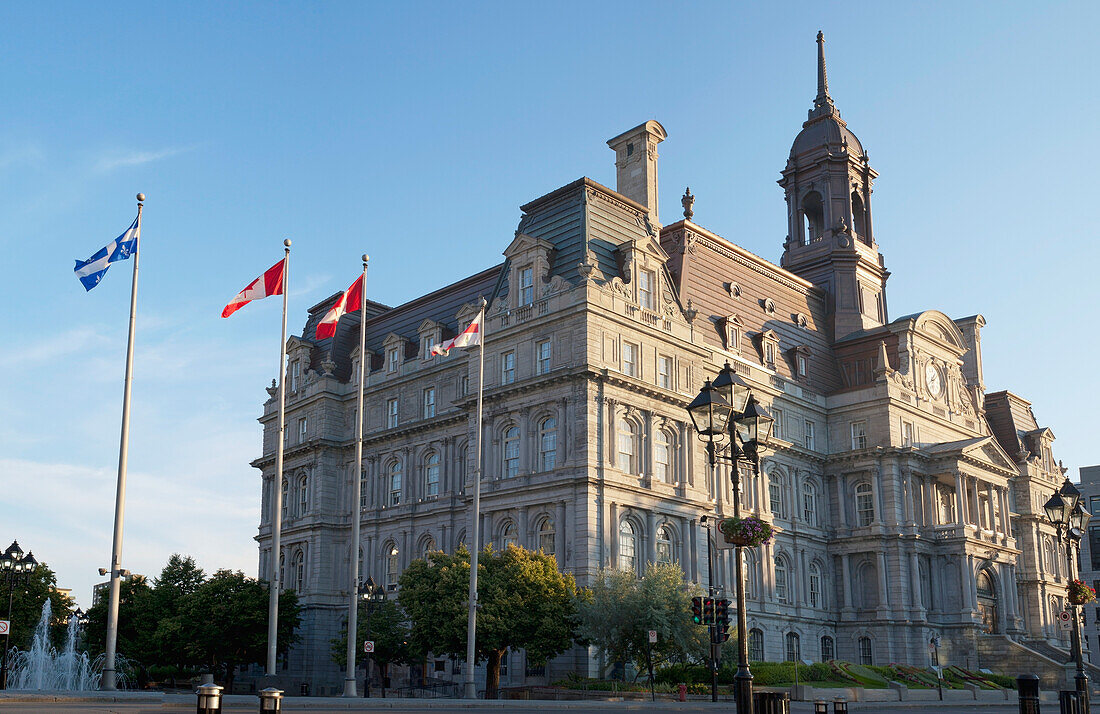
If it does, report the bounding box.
[678,683,687,702]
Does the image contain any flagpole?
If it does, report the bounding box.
[463,297,488,699]
[266,238,292,677]
[102,193,144,691]
[344,254,369,697]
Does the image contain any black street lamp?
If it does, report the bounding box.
[0,541,38,690]
[357,576,386,698]
[1043,479,1090,709]
[688,363,773,714]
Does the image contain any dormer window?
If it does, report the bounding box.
[417,319,444,360]
[638,270,655,310]
[789,345,812,379]
[291,361,301,391]
[721,315,744,353]
[519,266,534,306]
[387,348,399,373]
[758,329,780,367]
[765,341,775,366]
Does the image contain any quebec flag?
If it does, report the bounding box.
[74,216,139,291]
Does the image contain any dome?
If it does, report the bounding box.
[790,114,863,158]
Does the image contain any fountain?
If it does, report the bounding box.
[6,599,104,690]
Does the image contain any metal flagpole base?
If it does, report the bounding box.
[464,681,477,699]
[735,667,753,713]
[342,679,357,697]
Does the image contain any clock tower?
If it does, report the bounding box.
[779,32,889,341]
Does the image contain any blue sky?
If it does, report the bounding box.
[1,2,1096,607]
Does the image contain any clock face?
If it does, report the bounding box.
[925,362,943,398]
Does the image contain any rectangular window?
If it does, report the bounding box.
[772,408,784,440]
[421,335,435,358]
[622,342,638,377]
[764,341,775,365]
[902,421,915,447]
[291,361,301,391]
[1091,496,1100,517]
[422,388,435,419]
[387,348,399,373]
[536,340,551,375]
[658,355,673,389]
[805,421,816,451]
[460,375,469,396]
[283,428,289,448]
[298,418,307,443]
[501,351,515,384]
[851,421,868,450]
[638,270,655,310]
[387,398,399,429]
[797,354,808,378]
[520,266,534,306]
[1090,527,1100,570]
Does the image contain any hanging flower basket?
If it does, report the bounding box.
[1069,579,1096,606]
[717,516,774,547]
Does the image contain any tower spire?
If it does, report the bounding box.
[815,30,832,109]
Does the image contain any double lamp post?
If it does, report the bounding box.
[357,576,386,698]
[1043,478,1091,708]
[1,541,39,690]
[687,362,774,714]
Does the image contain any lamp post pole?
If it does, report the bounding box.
[1043,477,1090,710]
[0,542,35,691]
[688,364,773,714]
[1065,530,1088,708]
[357,577,384,698]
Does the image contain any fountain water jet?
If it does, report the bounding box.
[6,599,104,690]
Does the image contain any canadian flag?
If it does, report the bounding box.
[315,275,364,340]
[429,312,483,356]
[221,259,285,318]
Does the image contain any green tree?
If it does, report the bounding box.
[330,598,410,695]
[4,562,74,651]
[151,554,206,680]
[83,575,157,666]
[399,544,578,699]
[179,569,300,690]
[576,563,707,679]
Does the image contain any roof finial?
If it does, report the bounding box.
[815,30,832,108]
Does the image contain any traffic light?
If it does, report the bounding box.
[691,596,703,625]
[714,598,731,643]
[703,597,715,625]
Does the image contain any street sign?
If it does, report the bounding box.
[363,641,375,653]
[648,630,657,643]
[0,620,8,635]
[1059,610,1072,622]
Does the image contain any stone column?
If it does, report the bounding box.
[924,475,935,526]
[841,553,853,609]
[985,484,996,532]
[519,505,529,548]
[798,548,808,606]
[962,554,975,610]
[970,477,981,531]
[954,472,966,527]
[646,510,657,566]
[837,474,849,528]
[607,400,617,466]
[877,551,889,611]
[679,516,691,570]
[677,422,690,493]
[609,503,619,568]
[689,519,699,582]
[643,411,654,487]
[910,550,924,615]
[556,501,567,567]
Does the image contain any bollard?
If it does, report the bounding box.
[833,698,849,714]
[678,683,687,702]
[196,683,223,714]
[1017,674,1041,714]
[815,700,828,714]
[258,687,284,713]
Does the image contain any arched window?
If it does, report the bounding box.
[976,570,995,598]
[654,430,672,483]
[801,191,824,244]
[385,544,399,590]
[293,550,304,593]
[501,521,518,550]
[425,452,440,497]
[388,461,403,506]
[821,635,835,661]
[298,474,308,516]
[618,520,637,573]
[802,482,817,525]
[856,560,879,609]
[280,478,288,520]
[809,563,823,609]
[502,426,520,479]
[537,518,555,554]
[617,419,638,474]
[656,526,673,564]
[785,632,801,662]
[775,555,789,603]
[748,628,764,662]
[420,536,436,559]
[858,636,873,665]
[359,468,368,511]
[855,482,875,526]
[539,417,557,471]
[769,471,787,518]
[278,552,285,592]
[457,445,468,490]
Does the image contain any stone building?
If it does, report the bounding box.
[252,34,1080,693]
[1076,465,1100,664]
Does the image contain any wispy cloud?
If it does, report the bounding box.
[94,145,196,173]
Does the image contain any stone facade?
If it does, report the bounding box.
[251,34,1077,693]
[1077,465,1100,665]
